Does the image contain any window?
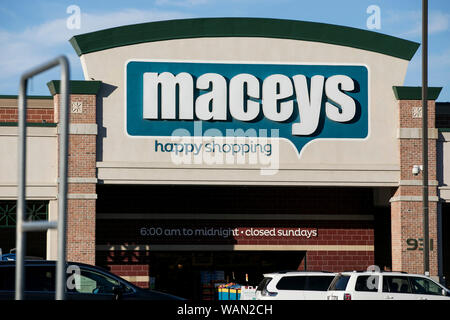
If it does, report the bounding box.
[0,201,48,228]
[329,275,350,291]
[410,277,443,296]
[355,275,379,292]
[306,276,335,291]
[276,276,307,290]
[25,266,55,292]
[70,269,120,295]
[0,266,56,292]
[382,276,412,293]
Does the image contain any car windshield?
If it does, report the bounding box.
[329,275,350,291]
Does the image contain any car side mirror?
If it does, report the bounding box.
[113,285,124,300]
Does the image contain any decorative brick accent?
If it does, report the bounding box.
[54,91,97,265]
[108,264,150,288]
[399,100,435,128]
[392,97,439,275]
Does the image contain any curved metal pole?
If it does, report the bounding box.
[16,55,70,300]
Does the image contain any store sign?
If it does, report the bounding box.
[126,61,369,154]
[139,226,318,240]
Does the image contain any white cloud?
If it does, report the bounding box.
[387,10,450,38]
[0,8,189,94]
[429,11,450,34]
[3,8,190,49]
[79,8,189,34]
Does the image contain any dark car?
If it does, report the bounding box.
[0,260,184,300]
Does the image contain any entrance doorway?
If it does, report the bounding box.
[147,251,305,300]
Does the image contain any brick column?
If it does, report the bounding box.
[391,86,442,275]
[48,80,102,265]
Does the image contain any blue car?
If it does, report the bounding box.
[1,254,15,261]
[0,253,43,261]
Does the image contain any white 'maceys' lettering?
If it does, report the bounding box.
[142,71,357,135]
[229,73,260,121]
[195,73,227,120]
[325,74,356,122]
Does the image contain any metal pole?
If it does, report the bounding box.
[56,56,69,300]
[422,0,430,276]
[15,75,28,300]
[15,56,70,300]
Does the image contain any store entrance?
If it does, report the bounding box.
[148,251,305,300]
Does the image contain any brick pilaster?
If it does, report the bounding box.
[49,80,101,265]
[391,87,441,275]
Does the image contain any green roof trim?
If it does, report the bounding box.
[0,122,57,127]
[69,17,419,60]
[392,86,443,100]
[47,80,102,96]
[0,95,53,100]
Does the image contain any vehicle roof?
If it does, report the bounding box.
[0,260,110,272]
[336,271,430,277]
[263,271,336,277]
[0,260,138,287]
[0,260,87,266]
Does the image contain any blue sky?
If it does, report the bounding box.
[0,0,449,101]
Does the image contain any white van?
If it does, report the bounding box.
[255,271,336,300]
[327,271,450,300]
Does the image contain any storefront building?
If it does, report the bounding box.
[1,18,449,299]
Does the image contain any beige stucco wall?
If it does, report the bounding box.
[80,37,410,186]
[0,126,58,199]
[0,126,58,260]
